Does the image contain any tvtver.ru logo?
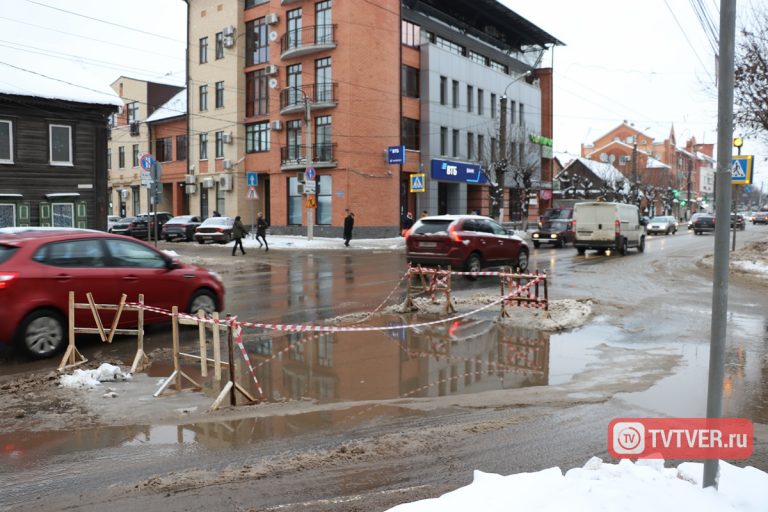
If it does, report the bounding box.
[611,421,645,455]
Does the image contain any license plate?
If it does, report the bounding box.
[419,241,436,248]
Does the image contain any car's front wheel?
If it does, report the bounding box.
[188,289,219,316]
[465,253,482,279]
[516,248,529,272]
[16,309,66,358]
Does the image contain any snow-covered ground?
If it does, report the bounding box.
[700,241,768,282]
[388,457,768,512]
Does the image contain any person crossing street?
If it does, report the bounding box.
[231,215,248,256]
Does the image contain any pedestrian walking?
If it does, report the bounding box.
[420,210,429,218]
[401,211,414,236]
[231,215,248,256]
[343,209,355,247]
[256,211,269,251]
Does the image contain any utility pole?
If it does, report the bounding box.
[704,0,736,490]
[304,94,314,241]
[498,96,507,223]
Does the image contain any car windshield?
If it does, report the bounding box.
[650,217,667,223]
[412,219,452,235]
[544,209,571,220]
[545,220,569,229]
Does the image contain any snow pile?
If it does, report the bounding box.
[239,234,405,251]
[60,363,131,389]
[388,457,768,512]
[700,241,768,282]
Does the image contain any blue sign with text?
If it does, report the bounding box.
[387,145,406,164]
[430,159,488,184]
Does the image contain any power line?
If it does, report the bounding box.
[663,0,716,84]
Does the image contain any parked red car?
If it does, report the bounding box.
[405,215,529,274]
[0,228,225,358]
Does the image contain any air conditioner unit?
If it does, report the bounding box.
[184,174,196,185]
[185,184,197,194]
[222,132,233,144]
[202,177,215,189]
[223,36,235,48]
[271,120,283,131]
[219,174,233,191]
[265,64,278,76]
[296,171,305,183]
[120,189,129,200]
[223,159,233,170]
[223,25,235,37]
[265,13,279,25]
[297,183,305,195]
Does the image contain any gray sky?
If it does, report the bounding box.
[1,0,765,192]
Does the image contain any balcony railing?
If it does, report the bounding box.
[280,143,337,170]
[279,83,338,114]
[280,24,336,59]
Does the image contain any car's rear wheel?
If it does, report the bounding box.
[619,238,628,255]
[197,239,205,244]
[638,236,645,253]
[188,289,218,316]
[516,249,529,272]
[577,247,586,255]
[16,309,66,358]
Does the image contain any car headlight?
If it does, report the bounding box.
[532,233,539,239]
[551,234,558,239]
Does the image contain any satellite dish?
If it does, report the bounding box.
[268,78,278,89]
[269,31,278,42]
[609,154,616,163]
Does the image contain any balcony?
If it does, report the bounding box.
[279,83,338,115]
[280,143,337,170]
[280,24,336,60]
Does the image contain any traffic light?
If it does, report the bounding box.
[673,189,680,198]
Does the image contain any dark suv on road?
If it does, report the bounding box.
[405,215,529,274]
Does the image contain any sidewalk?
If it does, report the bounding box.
[237,233,407,251]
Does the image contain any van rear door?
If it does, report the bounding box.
[574,203,617,241]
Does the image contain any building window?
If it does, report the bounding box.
[118,146,125,168]
[440,127,447,155]
[246,17,269,66]
[315,115,332,161]
[478,134,485,161]
[435,35,465,56]
[467,132,474,160]
[215,81,225,108]
[107,151,111,170]
[287,8,303,50]
[286,120,302,161]
[491,137,497,161]
[132,144,139,166]
[490,60,508,74]
[131,186,140,215]
[452,129,459,158]
[519,103,525,125]
[156,137,172,162]
[288,177,302,225]
[0,204,15,228]
[215,131,224,158]
[452,80,459,108]
[315,0,332,44]
[467,85,473,113]
[491,93,497,118]
[315,57,332,102]
[215,32,224,59]
[49,124,72,165]
[199,85,208,111]
[246,121,270,153]
[509,100,516,124]
[52,203,74,228]
[401,65,419,98]
[246,69,268,117]
[199,36,208,64]
[287,63,303,107]
[245,0,269,7]
[469,50,488,66]
[477,89,484,115]
[127,102,139,123]
[199,133,208,160]
[401,117,419,151]
[401,19,420,47]
[440,76,447,105]
[0,120,13,163]
[317,175,332,225]
[216,183,225,214]
[176,135,187,160]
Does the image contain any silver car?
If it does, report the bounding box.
[646,216,677,235]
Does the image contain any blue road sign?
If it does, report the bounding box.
[305,167,316,181]
[731,155,753,185]
[410,173,426,192]
[247,172,259,186]
[387,145,406,165]
[140,153,155,171]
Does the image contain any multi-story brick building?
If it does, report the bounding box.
[166,0,560,235]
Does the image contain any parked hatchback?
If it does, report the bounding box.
[0,229,225,358]
[161,215,202,242]
[194,216,235,244]
[405,215,529,273]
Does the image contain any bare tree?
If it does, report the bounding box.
[734,7,768,142]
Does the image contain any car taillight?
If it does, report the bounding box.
[448,224,462,242]
[570,220,575,230]
[403,228,412,240]
[614,219,621,235]
[0,272,18,290]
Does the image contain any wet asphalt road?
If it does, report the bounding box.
[1,226,767,511]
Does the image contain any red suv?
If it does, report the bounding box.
[405,215,529,273]
[0,229,225,359]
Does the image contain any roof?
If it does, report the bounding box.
[0,62,122,107]
[146,89,187,123]
[576,158,627,184]
[646,157,671,169]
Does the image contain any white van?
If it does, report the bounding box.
[573,202,646,255]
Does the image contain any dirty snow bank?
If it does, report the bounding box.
[388,457,768,512]
[699,241,768,282]
[59,363,131,389]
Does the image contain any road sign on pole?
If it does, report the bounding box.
[150,161,163,182]
[305,167,316,181]
[247,172,258,186]
[247,186,258,200]
[140,153,155,171]
[303,179,316,194]
[730,155,753,185]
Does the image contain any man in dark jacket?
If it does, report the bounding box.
[343,209,354,247]
[231,215,248,256]
[256,211,269,251]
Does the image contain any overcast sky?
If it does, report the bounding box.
[1,0,765,191]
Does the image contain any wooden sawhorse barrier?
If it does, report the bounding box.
[59,291,147,372]
[404,265,456,314]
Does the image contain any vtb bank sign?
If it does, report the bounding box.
[430,159,488,184]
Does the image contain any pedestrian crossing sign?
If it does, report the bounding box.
[731,155,753,185]
[410,173,426,193]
